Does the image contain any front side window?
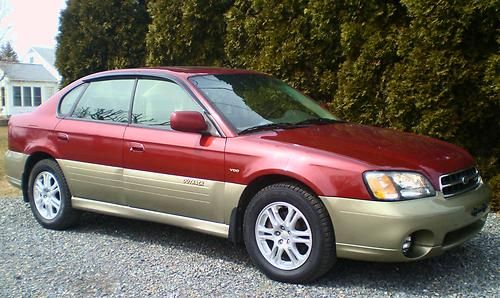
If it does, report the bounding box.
[13,86,21,106]
[132,79,202,128]
[189,74,337,132]
[72,79,135,123]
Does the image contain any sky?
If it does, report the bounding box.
[0,0,66,59]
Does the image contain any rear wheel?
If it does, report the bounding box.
[244,183,336,283]
[28,159,80,229]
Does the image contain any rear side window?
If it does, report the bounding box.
[59,84,87,116]
[131,79,202,127]
[71,79,135,123]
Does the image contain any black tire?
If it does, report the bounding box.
[243,183,336,283]
[27,159,80,230]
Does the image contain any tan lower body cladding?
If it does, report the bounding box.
[320,183,490,262]
[57,159,246,237]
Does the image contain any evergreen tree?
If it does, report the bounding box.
[225,0,343,100]
[0,42,19,62]
[146,0,231,66]
[55,0,149,86]
[333,0,499,181]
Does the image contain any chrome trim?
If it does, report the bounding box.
[439,168,481,198]
[71,197,229,238]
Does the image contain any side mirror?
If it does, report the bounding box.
[170,111,208,133]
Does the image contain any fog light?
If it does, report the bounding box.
[402,235,413,256]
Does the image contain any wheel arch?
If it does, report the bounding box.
[22,151,56,202]
[228,174,323,244]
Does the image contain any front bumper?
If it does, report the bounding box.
[320,183,491,262]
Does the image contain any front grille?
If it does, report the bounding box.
[439,167,480,198]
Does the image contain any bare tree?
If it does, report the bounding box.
[0,0,12,43]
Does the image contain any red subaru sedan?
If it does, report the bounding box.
[5,67,491,283]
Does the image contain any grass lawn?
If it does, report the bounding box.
[0,126,22,198]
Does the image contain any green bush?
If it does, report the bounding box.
[56,0,149,86]
[56,0,499,209]
[225,0,343,100]
[334,0,499,187]
[226,1,498,203]
[146,0,231,66]
[489,175,500,212]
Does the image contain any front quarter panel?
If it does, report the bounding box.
[224,135,372,199]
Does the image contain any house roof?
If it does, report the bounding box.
[0,62,58,82]
[32,47,56,67]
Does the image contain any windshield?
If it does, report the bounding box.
[189,74,338,133]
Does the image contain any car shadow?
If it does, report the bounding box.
[70,212,253,266]
[70,211,497,295]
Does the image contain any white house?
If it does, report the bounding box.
[0,62,59,116]
[24,47,62,82]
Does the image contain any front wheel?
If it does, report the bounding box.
[27,159,80,230]
[244,183,336,283]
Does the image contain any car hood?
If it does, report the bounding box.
[257,123,474,186]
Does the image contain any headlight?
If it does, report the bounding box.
[364,171,435,201]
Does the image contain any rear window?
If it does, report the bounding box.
[58,84,87,116]
[71,79,135,123]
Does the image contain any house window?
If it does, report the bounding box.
[12,86,44,107]
[13,86,21,106]
[1,87,5,106]
[23,87,32,106]
[33,87,42,106]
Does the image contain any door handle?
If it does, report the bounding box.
[56,132,69,141]
[129,142,145,152]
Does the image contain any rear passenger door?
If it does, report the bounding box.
[54,79,135,205]
[122,78,226,222]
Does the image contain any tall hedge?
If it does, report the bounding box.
[55,0,149,86]
[225,0,343,100]
[226,1,498,202]
[145,0,231,66]
[55,0,499,208]
[333,0,499,181]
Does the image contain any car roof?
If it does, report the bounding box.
[150,66,260,75]
[81,66,263,81]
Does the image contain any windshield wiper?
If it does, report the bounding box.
[294,118,343,126]
[239,123,298,135]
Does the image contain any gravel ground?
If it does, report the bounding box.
[0,198,498,297]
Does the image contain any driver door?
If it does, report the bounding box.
[122,78,226,222]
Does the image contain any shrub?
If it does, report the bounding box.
[333,0,499,197]
[225,0,343,100]
[56,0,499,208]
[56,0,149,86]
[489,175,500,212]
[146,0,231,66]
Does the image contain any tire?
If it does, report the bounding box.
[27,159,80,230]
[243,183,336,283]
